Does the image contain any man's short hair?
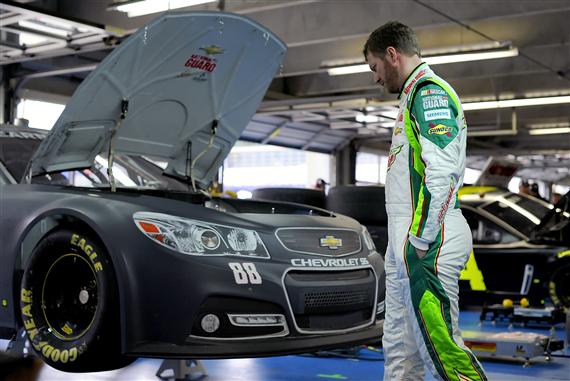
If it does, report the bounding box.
[363,21,421,59]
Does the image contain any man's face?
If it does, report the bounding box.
[366,51,400,94]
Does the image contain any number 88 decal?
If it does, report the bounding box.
[228,263,262,284]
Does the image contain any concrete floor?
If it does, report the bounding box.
[4,312,570,380]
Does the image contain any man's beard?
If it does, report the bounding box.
[383,60,400,94]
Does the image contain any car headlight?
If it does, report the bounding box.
[133,211,269,258]
[361,226,376,251]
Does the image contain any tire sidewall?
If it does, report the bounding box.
[20,228,117,370]
[549,260,570,308]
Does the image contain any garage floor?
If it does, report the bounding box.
[6,312,570,381]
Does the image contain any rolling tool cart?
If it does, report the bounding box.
[480,304,567,327]
[462,330,564,367]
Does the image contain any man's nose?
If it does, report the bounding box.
[373,73,381,83]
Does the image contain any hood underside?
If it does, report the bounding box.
[29,11,286,186]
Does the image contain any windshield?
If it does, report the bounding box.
[0,137,190,191]
[481,193,551,237]
[32,155,191,191]
[0,136,42,181]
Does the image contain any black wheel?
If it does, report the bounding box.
[549,260,570,307]
[20,228,133,372]
[326,185,388,254]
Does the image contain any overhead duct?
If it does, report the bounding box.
[468,110,518,137]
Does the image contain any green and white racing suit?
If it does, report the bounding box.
[383,62,488,381]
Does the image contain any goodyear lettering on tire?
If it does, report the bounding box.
[71,234,103,272]
[549,281,560,305]
[20,287,80,364]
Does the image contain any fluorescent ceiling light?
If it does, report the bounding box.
[18,20,70,37]
[327,47,518,76]
[112,0,216,17]
[19,33,48,46]
[355,114,381,123]
[528,127,570,135]
[37,17,77,31]
[528,122,570,129]
[424,48,518,65]
[463,95,570,111]
[376,110,399,119]
[328,65,370,76]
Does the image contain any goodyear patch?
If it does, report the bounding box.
[428,123,453,137]
[424,109,451,121]
[422,95,449,109]
[394,127,402,135]
[421,88,446,96]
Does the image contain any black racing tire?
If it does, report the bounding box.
[20,228,133,372]
[326,185,387,225]
[549,260,570,308]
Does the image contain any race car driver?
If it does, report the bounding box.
[363,22,488,381]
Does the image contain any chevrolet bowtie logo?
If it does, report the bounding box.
[200,45,224,55]
[320,235,343,250]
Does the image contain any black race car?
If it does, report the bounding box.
[0,12,385,372]
[458,186,570,307]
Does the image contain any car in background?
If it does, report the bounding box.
[458,186,570,307]
[0,12,385,373]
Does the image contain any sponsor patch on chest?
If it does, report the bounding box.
[420,88,446,96]
[387,144,403,171]
[428,123,452,136]
[422,95,449,109]
[424,109,452,121]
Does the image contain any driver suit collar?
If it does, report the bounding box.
[398,62,428,100]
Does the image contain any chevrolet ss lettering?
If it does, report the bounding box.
[291,258,370,267]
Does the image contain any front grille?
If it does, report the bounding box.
[276,228,361,256]
[285,269,376,331]
[305,289,370,310]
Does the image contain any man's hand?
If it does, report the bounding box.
[416,248,427,259]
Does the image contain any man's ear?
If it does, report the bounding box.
[385,46,398,64]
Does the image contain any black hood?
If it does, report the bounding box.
[530,190,570,245]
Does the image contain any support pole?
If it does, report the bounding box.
[156,359,208,381]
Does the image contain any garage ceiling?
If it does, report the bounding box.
[1,0,569,180]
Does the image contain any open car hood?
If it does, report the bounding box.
[531,190,570,245]
[474,157,521,188]
[29,12,286,186]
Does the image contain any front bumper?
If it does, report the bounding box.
[131,320,384,359]
[118,225,385,358]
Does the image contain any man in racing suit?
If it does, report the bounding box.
[364,22,488,381]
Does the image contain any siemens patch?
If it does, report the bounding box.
[424,109,452,121]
